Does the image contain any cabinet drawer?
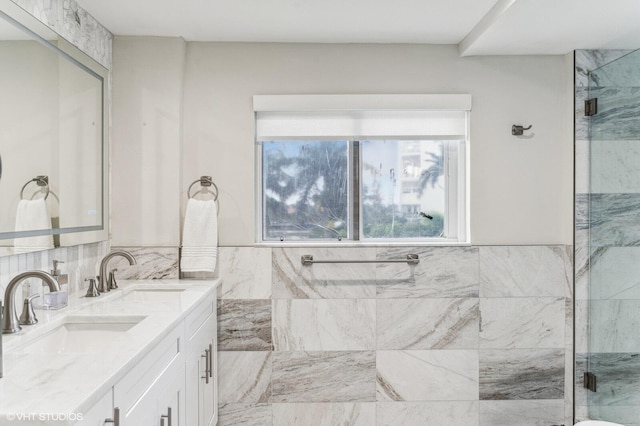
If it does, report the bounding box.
[114,324,184,414]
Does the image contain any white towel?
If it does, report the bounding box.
[14,198,54,253]
[181,198,218,273]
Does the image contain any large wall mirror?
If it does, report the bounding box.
[0,0,109,256]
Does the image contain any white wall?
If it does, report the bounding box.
[111,36,185,246]
[111,39,573,246]
[181,42,574,246]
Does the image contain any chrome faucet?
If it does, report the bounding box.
[98,251,136,293]
[2,271,60,334]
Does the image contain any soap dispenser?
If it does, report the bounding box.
[51,260,68,292]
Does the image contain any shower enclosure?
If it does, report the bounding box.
[586,48,640,425]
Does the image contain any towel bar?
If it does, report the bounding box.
[301,254,419,266]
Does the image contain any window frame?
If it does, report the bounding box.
[254,95,470,245]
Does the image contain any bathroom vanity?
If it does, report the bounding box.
[0,279,220,426]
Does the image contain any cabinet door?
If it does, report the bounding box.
[120,395,160,426]
[158,364,186,426]
[212,308,218,426]
[198,342,209,426]
[121,388,158,426]
[121,359,185,425]
[207,306,218,425]
[186,296,218,426]
[185,348,202,426]
[198,318,218,426]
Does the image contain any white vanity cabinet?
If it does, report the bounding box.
[0,281,222,426]
[185,294,218,426]
[72,287,219,426]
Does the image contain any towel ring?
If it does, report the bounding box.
[20,176,50,200]
[188,176,219,201]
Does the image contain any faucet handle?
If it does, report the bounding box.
[85,278,100,297]
[19,294,39,325]
[108,269,118,290]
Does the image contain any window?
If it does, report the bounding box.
[262,140,349,241]
[255,95,470,243]
[361,139,456,240]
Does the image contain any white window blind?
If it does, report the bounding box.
[253,94,471,140]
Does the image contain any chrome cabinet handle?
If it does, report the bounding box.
[160,407,172,426]
[208,343,213,379]
[201,348,210,384]
[105,407,120,426]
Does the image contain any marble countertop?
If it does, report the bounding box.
[0,279,220,425]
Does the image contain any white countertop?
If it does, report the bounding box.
[0,279,220,424]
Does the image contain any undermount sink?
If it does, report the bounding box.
[120,288,186,302]
[17,315,146,354]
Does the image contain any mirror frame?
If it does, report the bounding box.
[0,0,109,252]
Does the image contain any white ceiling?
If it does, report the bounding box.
[75,0,640,55]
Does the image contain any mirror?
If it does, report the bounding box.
[0,1,108,256]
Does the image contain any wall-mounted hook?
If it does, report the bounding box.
[512,124,532,136]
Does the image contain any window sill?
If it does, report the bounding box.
[253,240,472,248]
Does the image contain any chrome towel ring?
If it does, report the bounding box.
[20,175,50,200]
[187,176,219,201]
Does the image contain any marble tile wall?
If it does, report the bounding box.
[574,49,640,425]
[216,244,572,426]
[109,246,179,280]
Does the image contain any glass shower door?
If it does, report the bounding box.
[588,48,640,425]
